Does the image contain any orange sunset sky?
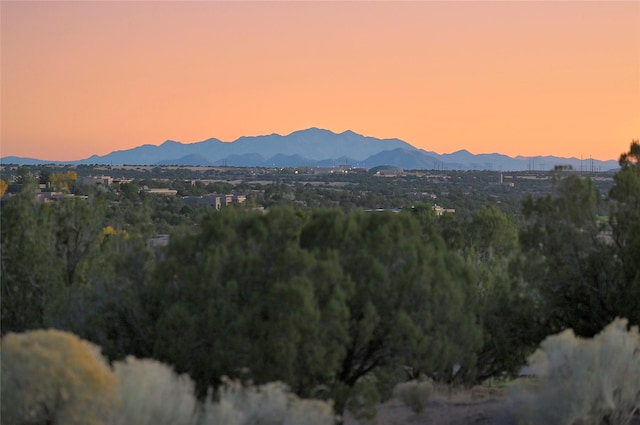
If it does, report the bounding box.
[2,1,639,161]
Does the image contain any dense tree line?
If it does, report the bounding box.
[1,141,638,416]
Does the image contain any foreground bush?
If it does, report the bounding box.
[201,378,335,425]
[108,356,199,425]
[510,318,640,425]
[1,329,117,425]
[1,329,336,425]
[392,378,434,413]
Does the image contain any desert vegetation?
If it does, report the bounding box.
[508,318,640,425]
[1,141,639,424]
[1,329,335,425]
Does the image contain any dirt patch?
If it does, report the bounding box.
[344,392,640,425]
[344,398,511,425]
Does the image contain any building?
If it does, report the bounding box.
[142,188,178,196]
[79,175,114,187]
[182,193,247,210]
[433,204,455,216]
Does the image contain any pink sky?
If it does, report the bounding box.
[2,1,639,161]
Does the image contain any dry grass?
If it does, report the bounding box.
[345,381,517,425]
[427,381,508,405]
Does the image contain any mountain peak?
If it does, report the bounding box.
[160,140,182,146]
[452,149,472,155]
[339,129,360,137]
[289,127,335,137]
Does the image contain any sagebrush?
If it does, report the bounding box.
[509,318,640,425]
[392,378,434,413]
[108,356,199,425]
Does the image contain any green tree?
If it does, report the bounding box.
[53,195,107,286]
[1,186,110,335]
[38,169,51,185]
[299,209,481,389]
[15,166,33,184]
[47,229,157,360]
[152,207,350,398]
[519,172,619,336]
[472,258,540,381]
[608,140,640,325]
[152,206,481,414]
[1,180,62,333]
[119,182,140,202]
[451,207,538,380]
[465,206,518,262]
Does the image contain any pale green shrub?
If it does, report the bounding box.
[392,378,434,413]
[201,397,245,425]
[510,318,640,425]
[284,398,337,425]
[200,378,335,425]
[1,329,117,425]
[108,356,199,425]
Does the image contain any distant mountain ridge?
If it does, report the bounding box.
[1,128,619,171]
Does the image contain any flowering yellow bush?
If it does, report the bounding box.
[1,329,117,425]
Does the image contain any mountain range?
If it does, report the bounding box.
[1,128,619,172]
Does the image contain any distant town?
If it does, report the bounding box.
[1,163,614,221]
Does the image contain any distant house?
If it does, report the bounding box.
[142,188,178,196]
[433,204,455,216]
[182,194,222,209]
[364,208,402,214]
[149,234,170,248]
[182,193,247,210]
[12,189,89,203]
[113,178,134,186]
[79,175,114,187]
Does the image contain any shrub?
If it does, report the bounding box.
[108,356,199,425]
[345,378,381,421]
[1,329,117,425]
[392,378,434,414]
[2,329,336,425]
[200,378,335,425]
[509,318,640,425]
